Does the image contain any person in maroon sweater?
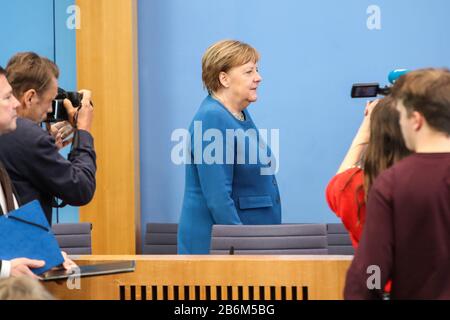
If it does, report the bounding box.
[344,68,450,300]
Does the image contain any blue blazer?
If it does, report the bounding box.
[178,96,282,254]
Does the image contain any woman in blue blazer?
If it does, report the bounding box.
[178,40,282,254]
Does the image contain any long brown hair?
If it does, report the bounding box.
[362,97,411,199]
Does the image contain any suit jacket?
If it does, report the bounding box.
[0,117,96,224]
[178,96,282,254]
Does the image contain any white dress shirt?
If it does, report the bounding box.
[0,183,19,278]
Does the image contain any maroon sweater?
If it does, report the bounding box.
[344,153,450,300]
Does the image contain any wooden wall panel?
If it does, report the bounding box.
[76,0,140,254]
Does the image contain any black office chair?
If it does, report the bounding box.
[143,223,178,254]
[52,222,92,255]
[326,223,354,255]
[210,224,328,255]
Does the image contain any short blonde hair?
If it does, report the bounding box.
[0,277,54,300]
[202,40,260,94]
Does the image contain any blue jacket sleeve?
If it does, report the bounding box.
[193,114,242,225]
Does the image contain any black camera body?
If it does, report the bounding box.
[350,69,410,99]
[46,88,83,122]
[351,83,391,98]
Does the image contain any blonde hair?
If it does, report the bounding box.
[0,277,55,300]
[202,40,260,94]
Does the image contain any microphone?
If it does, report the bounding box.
[388,69,410,84]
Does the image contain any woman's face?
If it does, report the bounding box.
[224,60,262,106]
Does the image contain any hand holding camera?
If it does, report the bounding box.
[358,99,380,143]
[73,89,94,132]
[47,121,74,149]
[336,99,380,174]
[46,88,94,133]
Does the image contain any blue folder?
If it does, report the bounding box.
[0,200,64,275]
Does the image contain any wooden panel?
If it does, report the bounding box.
[44,255,352,300]
[75,0,140,254]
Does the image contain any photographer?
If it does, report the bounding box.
[0,52,96,224]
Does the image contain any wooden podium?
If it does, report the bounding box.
[43,255,352,300]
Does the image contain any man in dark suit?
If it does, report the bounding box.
[0,52,96,224]
[0,65,46,278]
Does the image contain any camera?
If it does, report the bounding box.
[351,69,409,98]
[351,83,390,98]
[46,88,83,122]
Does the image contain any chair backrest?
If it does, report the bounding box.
[210,224,328,255]
[143,223,178,254]
[326,223,354,255]
[52,223,92,255]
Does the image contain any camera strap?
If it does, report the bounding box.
[71,100,93,130]
[52,198,67,208]
[72,105,82,129]
[52,198,67,224]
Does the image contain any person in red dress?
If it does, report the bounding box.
[326,97,411,246]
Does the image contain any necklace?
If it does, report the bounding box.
[232,112,245,121]
[212,94,245,121]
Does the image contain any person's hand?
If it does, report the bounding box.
[74,89,94,132]
[10,258,45,279]
[61,98,79,127]
[364,99,380,118]
[47,121,74,149]
[61,251,78,272]
[62,89,94,132]
[357,99,381,144]
[336,99,381,174]
[78,89,92,104]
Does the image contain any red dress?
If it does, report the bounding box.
[326,167,366,248]
[326,167,391,294]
